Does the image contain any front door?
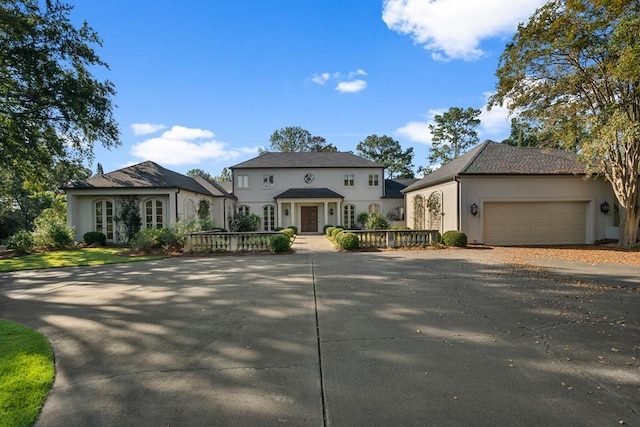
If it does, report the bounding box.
[301,206,318,233]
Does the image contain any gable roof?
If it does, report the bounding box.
[231,152,383,169]
[64,161,218,196]
[384,178,418,198]
[403,141,585,193]
[193,176,237,200]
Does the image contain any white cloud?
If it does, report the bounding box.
[336,79,367,93]
[131,123,167,136]
[349,69,368,78]
[478,92,512,140]
[395,109,444,144]
[311,72,330,85]
[382,0,546,61]
[131,125,259,166]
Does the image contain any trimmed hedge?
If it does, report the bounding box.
[331,227,344,239]
[339,232,359,250]
[325,226,336,236]
[280,228,295,239]
[268,234,291,253]
[442,230,467,247]
[83,231,106,246]
[323,224,334,234]
[289,225,298,234]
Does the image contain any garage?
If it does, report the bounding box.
[483,201,588,246]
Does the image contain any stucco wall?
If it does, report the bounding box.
[404,180,458,234]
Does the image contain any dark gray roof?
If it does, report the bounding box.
[64,161,214,195]
[384,178,418,198]
[403,141,585,192]
[231,152,383,169]
[193,176,237,200]
[275,188,344,199]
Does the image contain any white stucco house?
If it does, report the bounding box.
[403,141,623,246]
[64,161,236,242]
[64,152,411,241]
[229,151,409,233]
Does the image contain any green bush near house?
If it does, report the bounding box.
[323,224,334,234]
[83,231,106,246]
[7,230,35,254]
[268,234,291,253]
[325,226,336,236]
[331,227,344,239]
[365,213,390,230]
[335,230,344,245]
[442,230,467,247]
[280,228,295,239]
[339,232,359,250]
[389,225,411,230]
[288,225,298,234]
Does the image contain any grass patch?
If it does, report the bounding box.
[0,320,55,427]
[0,247,164,272]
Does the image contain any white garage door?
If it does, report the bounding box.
[483,202,587,246]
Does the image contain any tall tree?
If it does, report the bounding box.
[0,0,120,188]
[265,126,335,152]
[96,163,104,175]
[490,0,640,246]
[214,167,232,182]
[428,107,481,165]
[356,134,414,178]
[187,169,214,182]
[502,118,543,148]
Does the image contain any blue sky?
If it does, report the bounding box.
[71,0,547,176]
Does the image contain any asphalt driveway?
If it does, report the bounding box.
[1,241,638,426]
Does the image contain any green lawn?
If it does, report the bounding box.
[0,247,165,272]
[0,320,55,427]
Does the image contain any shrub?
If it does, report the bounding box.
[335,230,344,245]
[389,225,411,230]
[323,224,334,234]
[130,228,182,251]
[366,213,390,230]
[83,231,106,246]
[268,234,291,253]
[274,226,284,231]
[32,218,74,250]
[229,213,261,232]
[130,229,156,251]
[339,232,359,250]
[288,225,298,234]
[7,230,34,254]
[331,227,343,239]
[442,230,467,247]
[280,228,295,239]
[115,198,141,242]
[356,212,369,228]
[326,226,336,236]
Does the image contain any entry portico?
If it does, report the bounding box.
[275,188,343,233]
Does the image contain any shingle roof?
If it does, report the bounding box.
[384,178,418,198]
[64,161,214,195]
[403,141,585,193]
[193,176,237,200]
[231,152,383,169]
[275,188,344,199]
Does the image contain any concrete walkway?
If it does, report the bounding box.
[1,246,638,426]
[292,234,336,253]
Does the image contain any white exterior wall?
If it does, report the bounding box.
[404,179,459,234]
[460,175,612,244]
[66,188,224,242]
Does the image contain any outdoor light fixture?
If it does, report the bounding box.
[284,208,289,216]
[329,208,334,215]
[470,203,478,216]
[600,201,610,214]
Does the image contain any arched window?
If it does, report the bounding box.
[94,199,114,241]
[238,205,250,216]
[184,198,196,221]
[413,195,425,230]
[144,199,164,229]
[368,203,380,214]
[263,205,275,231]
[343,204,356,229]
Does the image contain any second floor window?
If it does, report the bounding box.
[344,174,355,187]
[368,174,379,187]
[237,175,249,188]
[263,175,274,188]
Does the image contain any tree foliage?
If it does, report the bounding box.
[265,126,336,152]
[490,0,640,245]
[214,167,232,181]
[356,134,414,178]
[428,107,481,165]
[501,118,544,148]
[187,169,214,182]
[0,0,120,187]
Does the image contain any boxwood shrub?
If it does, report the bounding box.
[280,228,295,239]
[83,231,106,246]
[331,227,344,239]
[339,232,359,250]
[268,234,291,253]
[323,224,334,234]
[288,225,298,234]
[442,230,467,247]
[325,226,336,236]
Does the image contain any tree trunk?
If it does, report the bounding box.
[617,204,640,246]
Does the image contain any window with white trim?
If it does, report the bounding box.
[368,174,379,187]
[343,174,355,187]
[238,205,250,216]
[263,205,275,231]
[263,175,274,188]
[94,199,114,241]
[144,199,164,229]
[237,175,249,189]
[368,203,380,214]
[343,204,356,228]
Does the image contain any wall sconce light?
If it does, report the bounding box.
[329,208,334,215]
[600,201,609,214]
[470,203,478,216]
[284,208,289,216]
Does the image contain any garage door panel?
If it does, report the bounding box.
[483,202,587,246]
